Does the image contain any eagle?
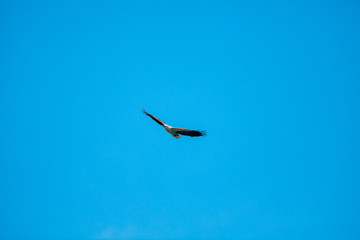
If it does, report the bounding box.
[142,108,206,139]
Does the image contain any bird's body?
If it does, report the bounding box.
[164,125,181,139]
[142,108,206,139]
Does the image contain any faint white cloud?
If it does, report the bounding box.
[93,223,159,240]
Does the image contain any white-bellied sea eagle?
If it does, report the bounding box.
[142,108,206,139]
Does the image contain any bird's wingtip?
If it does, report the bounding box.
[201,130,207,136]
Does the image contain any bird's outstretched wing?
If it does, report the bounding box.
[142,108,166,126]
[172,127,207,137]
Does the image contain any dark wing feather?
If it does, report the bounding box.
[142,108,165,126]
[174,128,207,137]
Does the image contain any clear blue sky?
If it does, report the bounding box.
[1,0,359,239]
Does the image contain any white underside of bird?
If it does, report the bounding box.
[164,125,182,139]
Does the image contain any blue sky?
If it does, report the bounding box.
[1,0,359,239]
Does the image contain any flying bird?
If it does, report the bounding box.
[142,108,206,139]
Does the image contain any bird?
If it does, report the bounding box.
[142,108,206,139]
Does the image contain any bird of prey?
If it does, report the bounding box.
[142,108,206,139]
